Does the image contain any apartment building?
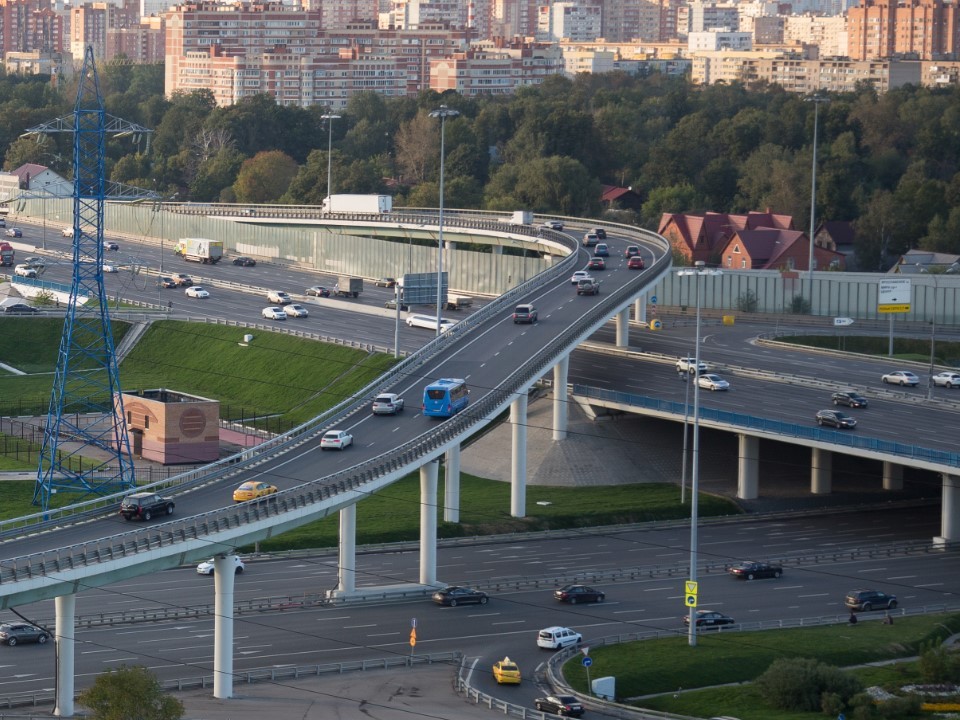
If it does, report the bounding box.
[0,0,65,55]
[783,14,848,57]
[847,0,960,61]
[537,2,602,43]
[430,42,564,94]
[688,29,752,51]
[599,0,681,43]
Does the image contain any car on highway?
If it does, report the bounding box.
[554,584,605,604]
[158,276,177,288]
[727,561,783,580]
[431,586,489,606]
[267,290,292,305]
[697,373,729,391]
[103,241,119,251]
[320,429,353,450]
[845,589,897,611]
[171,273,192,286]
[676,357,707,374]
[587,256,606,270]
[61,227,74,237]
[512,304,538,324]
[933,371,960,388]
[119,492,174,521]
[232,481,278,502]
[261,306,286,321]
[576,278,600,296]
[590,227,607,240]
[13,264,37,278]
[21,256,44,268]
[881,370,919,386]
[684,610,735,627]
[0,622,49,646]
[594,243,609,256]
[232,256,256,266]
[627,256,645,270]
[534,695,584,717]
[284,303,309,318]
[5,227,22,238]
[102,263,118,273]
[306,286,331,298]
[816,409,857,429]
[371,393,404,415]
[832,391,868,408]
[197,555,245,575]
[384,298,409,311]
[625,245,640,257]
[542,220,564,231]
[375,277,396,287]
[1,303,39,314]
[537,626,582,650]
[581,232,599,247]
[406,314,455,333]
[570,270,591,284]
[185,286,210,299]
[492,657,521,685]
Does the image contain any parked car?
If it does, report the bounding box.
[845,589,897,611]
[185,285,210,299]
[371,393,404,415]
[698,373,729,391]
[534,695,584,717]
[432,586,489,606]
[306,286,331,298]
[492,657,521,685]
[512,304,538,323]
[554,584,605,604]
[261,306,286,321]
[832,391,868,408]
[232,481,278,502]
[537,626,582,650]
[320,429,353,450]
[1,303,39,314]
[232,256,256,266]
[542,220,564,231]
[816,409,857,429]
[284,303,309,318]
[625,245,640,257]
[375,277,397,287]
[627,256,645,270]
[197,555,245,575]
[881,370,919,386]
[0,622,48,646]
[587,257,606,270]
[119,492,174,521]
[933,372,960,388]
[727,561,783,580]
[103,241,119,251]
[158,276,177,288]
[594,243,609,256]
[684,610,735,627]
[5,227,22,238]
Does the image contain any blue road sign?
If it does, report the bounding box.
[582,657,593,667]
[651,295,657,304]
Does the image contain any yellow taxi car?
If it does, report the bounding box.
[232,481,278,503]
[492,656,521,685]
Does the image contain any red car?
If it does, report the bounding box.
[587,257,605,270]
[627,256,645,270]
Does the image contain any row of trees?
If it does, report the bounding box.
[4,62,960,269]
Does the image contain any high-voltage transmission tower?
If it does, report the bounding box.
[29,46,154,510]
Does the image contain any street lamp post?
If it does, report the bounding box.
[321,113,341,212]
[918,265,939,400]
[429,104,459,337]
[806,95,829,288]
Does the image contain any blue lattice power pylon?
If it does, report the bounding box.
[29,47,154,510]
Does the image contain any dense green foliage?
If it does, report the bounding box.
[7,65,960,269]
[78,665,183,720]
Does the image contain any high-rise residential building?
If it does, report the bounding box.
[105,14,164,62]
[847,0,960,61]
[537,2,601,42]
[783,14,847,57]
[687,1,740,33]
[70,0,139,60]
[0,0,65,55]
[601,0,670,42]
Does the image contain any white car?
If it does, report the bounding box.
[320,429,353,450]
[267,290,292,305]
[284,303,308,318]
[185,286,210,299]
[196,555,245,575]
[102,264,118,273]
[405,314,456,332]
[570,270,591,284]
[13,264,37,278]
[261,306,286,321]
[537,626,582,650]
[697,373,730,391]
[103,241,119,251]
[61,227,74,237]
[676,357,708,374]
[932,371,960,388]
[881,370,919,387]
[372,393,404,415]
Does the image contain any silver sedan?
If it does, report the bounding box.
[697,373,730,391]
[933,371,960,388]
[881,370,919,386]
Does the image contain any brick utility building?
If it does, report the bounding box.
[120,389,220,465]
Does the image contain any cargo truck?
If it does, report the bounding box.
[174,238,224,264]
[444,294,474,311]
[322,194,392,214]
[0,242,13,267]
[334,276,363,298]
[510,210,533,225]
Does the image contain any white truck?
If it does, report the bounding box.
[174,238,224,264]
[510,210,533,225]
[322,194,393,214]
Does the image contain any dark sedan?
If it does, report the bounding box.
[535,695,584,717]
[1,303,39,314]
[158,277,178,289]
[232,256,257,266]
[728,561,783,580]
[554,584,605,604]
[684,610,735,627]
[306,286,331,297]
[832,391,868,408]
[431,586,489,607]
[816,409,857,429]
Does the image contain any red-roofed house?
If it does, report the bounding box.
[658,211,795,264]
[718,227,846,271]
[600,185,642,211]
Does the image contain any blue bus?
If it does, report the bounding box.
[422,378,470,418]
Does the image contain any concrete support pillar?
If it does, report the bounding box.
[936,474,960,546]
[511,392,528,518]
[444,444,461,523]
[882,462,904,491]
[213,554,237,699]
[338,505,356,593]
[419,461,438,585]
[635,294,647,324]
[552,355,569,441]
[615,308,629,348]
[737,434,759,500]
[54,594,76,717]
[811,447,832,495]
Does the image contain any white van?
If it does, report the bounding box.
[406,314,455,333]
[537,626,582,650]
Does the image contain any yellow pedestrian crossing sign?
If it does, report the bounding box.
[685,580,698,595]
[685,594,697,607]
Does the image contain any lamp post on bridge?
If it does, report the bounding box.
[806,94,830,304]
[429,104,459,337]
[321,113,341,212]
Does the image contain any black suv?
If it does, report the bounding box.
[832,391,868,408]
[119,492,175,521]
[845,589,897,611]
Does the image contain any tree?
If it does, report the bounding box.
[78,665,183,720]
[394,111,440,185]
[232,150,299,204]
[3,134,60,172]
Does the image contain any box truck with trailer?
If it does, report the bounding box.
[174,238,224,264]
[322,195,392,214]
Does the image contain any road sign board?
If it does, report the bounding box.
[685,580,698,595]
[878,278,911,314]
[402,272,447,305]
[581,646,590,656]
[582,657,593,667]
[650,295,658,304]
[685,594,697,607]
[833,317,854,327]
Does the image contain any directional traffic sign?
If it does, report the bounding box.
[650,295,658,304]
[685,580,698,595]
[582,657,593,668]
[878,278,911,314]
[833,317,854,327]
[685,594,697,608]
